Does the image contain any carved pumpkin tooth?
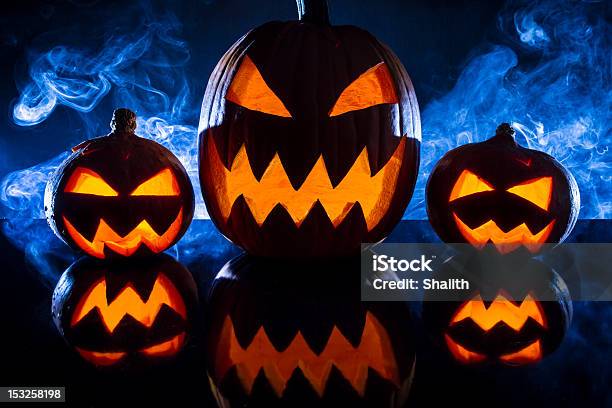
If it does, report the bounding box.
[105,270,160,304]
[61,215,99,243]
[245,138,283,183]
[324,143,362,189]
[236,319,269,352]
[298,320,337,355]
[225,195,268,253]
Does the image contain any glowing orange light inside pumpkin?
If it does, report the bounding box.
[75,349,126,366]
[75,333,186,366]
[450,292,547,332]
[329,62,399,117]
[452,213,555,254]
[226,55,292,118]
[63,208,183,258]
[205,136,406,231]
[64,167,118,196]
[449,170,494,202]
[499,340,542,365]
[140,333,186,357]
[214,312,399,397]
[444,334,486,364]
[71,273,187,333]
[131,168,180,196]
[507,177,553,211]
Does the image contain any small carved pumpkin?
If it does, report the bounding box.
[426,123,579,255]
[45,109,195,259]
[422,252,572,366]
[198,0,421,257]
[52,254,198,368]
[206,255,416,406]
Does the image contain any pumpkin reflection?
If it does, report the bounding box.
[206,255,416,406]
[423,252,572,366]
[52,254,198,368]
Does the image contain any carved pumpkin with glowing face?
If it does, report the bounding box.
[427,123,579,255]
[45,109,195,259]
[206,255,416,406]
[423,253,572,366]
[52,254,198,368]
[198,0,420,257]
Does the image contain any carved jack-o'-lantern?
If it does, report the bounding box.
[52,254,198,368]
[427,123,579,254]
[423,253,572,366]
[206,255,416,406]
[45,109,195,259]
[198,0,421,257]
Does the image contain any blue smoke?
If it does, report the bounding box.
[0,0,609,248]
[412,0,611,219]
[2,1,204,231]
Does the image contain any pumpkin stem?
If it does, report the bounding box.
[296,0,330,25]
[109,108,137,136]
[493,123,518,146]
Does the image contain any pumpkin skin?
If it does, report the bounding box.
[198,0,421,257]
[426,123,579,255]
[45,109,195,259]
[422,252,572,366]
[205,255,416,406]
[52,254,198,369]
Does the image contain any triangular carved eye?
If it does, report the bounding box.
[507,177,552,211]
[329,62,398,117]
[65,167,118,196]
[226,56,292,118]
[131,169,180,196]
[449,170,494,202]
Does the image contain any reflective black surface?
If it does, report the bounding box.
[0,220,610,406]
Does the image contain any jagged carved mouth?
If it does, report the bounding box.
[70,273,187,366]
[63,208,184,258]
[212,312,399,397]
[70,273,187,332]
[445,292,547,365]
[76,334,186,366]
[204,137,407,231]
[452,213,555,254]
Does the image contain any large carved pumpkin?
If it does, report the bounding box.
[422,252,572,366]
[198,0,420,257]
[45,109,195,259]
[52,254,198,368]
[426,123,579,255]
[206,255,416,406]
